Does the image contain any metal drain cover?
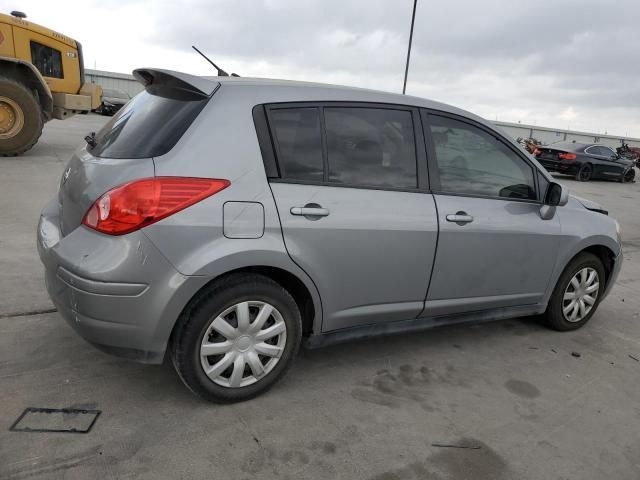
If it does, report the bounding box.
[9,407,101,434]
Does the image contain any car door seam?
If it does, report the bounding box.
[418,193,440,318]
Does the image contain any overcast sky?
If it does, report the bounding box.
[3,0,639,137]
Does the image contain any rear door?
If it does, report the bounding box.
[422,111,560,315]
[263,103,438,332]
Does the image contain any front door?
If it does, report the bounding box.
[422,112,560,316]
[265,104,438,331]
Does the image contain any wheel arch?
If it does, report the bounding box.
[0,57,53,119]
[543,234,619,308]
[167,265,322,351]
[573,244,616,287]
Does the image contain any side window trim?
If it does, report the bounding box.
[251,105,280,178]
[261,101,428,193]
[421,108,543,203]
[585,146,600,156]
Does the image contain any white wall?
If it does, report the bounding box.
[85,69,144,98]
[494,121,640,148]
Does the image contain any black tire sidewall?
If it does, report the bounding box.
[547,253,605,331]
[0,78,43,155]
[173,275,302,403]
[577,164,592,182]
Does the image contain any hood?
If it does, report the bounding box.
[618,157,635,167]
[571,195,608,215]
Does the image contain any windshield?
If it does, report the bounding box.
[90,90,209,159]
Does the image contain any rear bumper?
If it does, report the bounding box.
[37,197,208,364]
[539,159,580,175]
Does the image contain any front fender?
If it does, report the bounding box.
[542,200,621,306]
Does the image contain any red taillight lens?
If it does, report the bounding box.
[558,153,577,160]
[533,148,541,156]
[82,177,230,235]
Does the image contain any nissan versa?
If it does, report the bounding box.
[37,69,623,402]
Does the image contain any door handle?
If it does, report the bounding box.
[446,212,473,225]
[290,206,330,217]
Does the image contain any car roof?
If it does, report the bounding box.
[547,141,589,152]
[549,141,618,153]
[133,68,488,126]
[212,75,484,120]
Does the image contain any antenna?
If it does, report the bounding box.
[192,46,229,76]
[402,0,418,94]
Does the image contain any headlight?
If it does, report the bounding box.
[615,220,622,243]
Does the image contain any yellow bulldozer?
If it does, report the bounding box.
[0,11,101,156]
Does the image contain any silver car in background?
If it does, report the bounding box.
[37,69,623,402]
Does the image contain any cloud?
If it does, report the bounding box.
[2,0,638,136]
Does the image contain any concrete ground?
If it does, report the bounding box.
[1,115,639,480]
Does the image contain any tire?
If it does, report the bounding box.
[0,77,44,156]
[170,273,302,403]
[622,168,635,183]
[575,163,592,182]
[543,252,605,331]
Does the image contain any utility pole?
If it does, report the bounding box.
[403,0,418,94]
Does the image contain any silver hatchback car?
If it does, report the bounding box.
[38,69,623,402]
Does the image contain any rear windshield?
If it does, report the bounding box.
[89,90,209,159]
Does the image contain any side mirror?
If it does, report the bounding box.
[540,182,568,220]
[544,182,568,207]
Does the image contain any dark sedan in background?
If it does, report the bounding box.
[535,142,636,182]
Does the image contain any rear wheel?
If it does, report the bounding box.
[576,163,592,182]
[623,168,635,183]
[0,77,44,156]
[543,252,605,331]
[171,273,302,403]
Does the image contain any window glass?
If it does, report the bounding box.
[601,146,616,157]
[30,41,63,79]
[90,90,208,159]
[324,108,417,188]
[586,146,604,156]
[270,108,324,182]
[429,115,536,200]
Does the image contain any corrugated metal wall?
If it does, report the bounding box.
[85,69,144,98]
[83,69,640,148]
[495,121,640,148]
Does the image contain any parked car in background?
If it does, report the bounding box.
[535,142,636,182]
[96,88,130,116]
[37,69,623,402]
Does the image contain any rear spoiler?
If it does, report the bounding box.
[132,68,219,99]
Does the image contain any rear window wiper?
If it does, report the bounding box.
[84,132,97,148]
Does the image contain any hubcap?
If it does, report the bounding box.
[0,96,25,140]
[200,301,287,388]
[562,267,599,322]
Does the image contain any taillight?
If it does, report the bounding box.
[533,148,541,156]
[82,177,230,235]
[558,153,577,160]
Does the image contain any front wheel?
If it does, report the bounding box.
[171,273,302,403]
[622,168,635,183]
[543,252,605,331]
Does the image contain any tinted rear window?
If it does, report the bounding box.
[324,107,417,188]
[269,108,324,182]
[90,90,209,159]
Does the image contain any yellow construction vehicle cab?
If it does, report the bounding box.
[0,10,101,155]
